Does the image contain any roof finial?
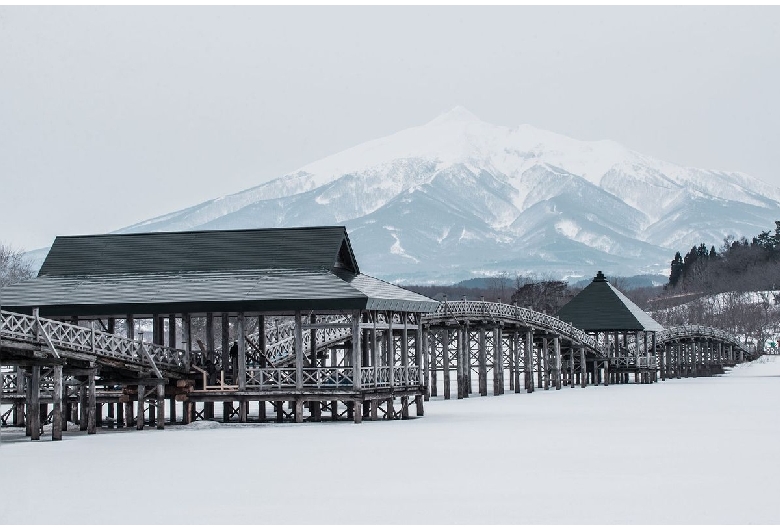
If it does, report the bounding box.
[594,271,607,282]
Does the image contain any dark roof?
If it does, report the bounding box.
[38,226,359,276]
[556,271,663,332]
[2,227,439,317]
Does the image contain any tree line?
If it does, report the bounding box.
[665,221,780,294]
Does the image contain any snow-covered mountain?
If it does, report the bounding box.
[118,106,780,283]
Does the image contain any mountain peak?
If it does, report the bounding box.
[426,105,482,126]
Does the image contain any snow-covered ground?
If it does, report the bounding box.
[2,356,779,524]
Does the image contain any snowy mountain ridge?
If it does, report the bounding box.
[118,107,780,283]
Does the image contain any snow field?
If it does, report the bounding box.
[1,356,779,524]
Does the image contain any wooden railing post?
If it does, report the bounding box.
[182,313,191,371]
[294,311,303,390]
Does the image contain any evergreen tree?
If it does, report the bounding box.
[669,252,684,286]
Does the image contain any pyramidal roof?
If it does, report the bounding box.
[556,271,664,332]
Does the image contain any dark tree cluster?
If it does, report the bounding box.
[510,280,573,314]
[665,221,780,294]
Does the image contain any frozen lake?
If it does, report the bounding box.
[2,355,779,524]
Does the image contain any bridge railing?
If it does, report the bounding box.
[625,324,749,354]
[423,300,599,351]
[243,365,421,390]
[0,310,187,372]
[262,315,353,367]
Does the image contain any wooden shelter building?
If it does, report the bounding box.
[556,271,664,384]
[1,226,438,437]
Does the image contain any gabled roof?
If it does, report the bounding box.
[2,227,439,317]
[38,226,359,276]
[556,271,663,332]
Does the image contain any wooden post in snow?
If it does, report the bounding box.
[52,364,63,441]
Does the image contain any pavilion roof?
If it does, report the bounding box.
[556,271,663,332]
[1,227,438,317]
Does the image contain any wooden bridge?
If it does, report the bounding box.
[0,309,188,439]
[1,300,758,441]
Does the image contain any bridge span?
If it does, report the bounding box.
[1,301,759,441]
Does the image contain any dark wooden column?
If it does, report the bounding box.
[478,328,487,396]
[221,314,230,421]
[87,370,96,434]
[52,364,63,440]
[156,383,165,429]
[30,367,41,440]
[442,328,450,399]
[237,312,247,422]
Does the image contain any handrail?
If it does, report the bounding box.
[625,324,749,354]
[0,310,187,372]
[422,300,599,351]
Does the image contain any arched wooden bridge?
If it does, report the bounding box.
[1,301,760,439]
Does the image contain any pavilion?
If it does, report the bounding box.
[1,226,439,431]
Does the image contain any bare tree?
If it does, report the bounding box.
[0,242,35,288]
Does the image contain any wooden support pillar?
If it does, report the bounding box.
[294,311,303,391]
[542,338,549,390]
[512,331,519,393]
[415,394,424,416]
[124,400,133,428]
[353,400,362,424]
[465,324,472,396]
[30,367,41,440]
[371,313,379,388]
[52,365,63,441]
[169,398,177,423]
[401,312,409,387]
[569,346,575,388]
[295,398,303,423]
[185,401,194,424]
[579,347,586,388]
[182,313,192,371]
[662,343,668,381]
[478,328,487,396]
[116,400,124,429]
[422,325,430,401]
[87,370,96,434]
[168,315,176,348]
[156,384,165,429]
[204,313,215,420]
[554,336,561,390]
[386,398,394,420]
[526,330,534,393]
[152,314,161,345]
[79,382,87,431]
[430,331,438,397]
[352,311,362,392]
[494,328,504,395]
[401,396,409,419]
[126,315,135,340]
[238,312,247,422]
[136,385,145,430]
[456,327,465,399]
[442,328,450,399]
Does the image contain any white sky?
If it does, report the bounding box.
[2,6,780,250]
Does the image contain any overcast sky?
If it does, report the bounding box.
[2,6,779,250]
